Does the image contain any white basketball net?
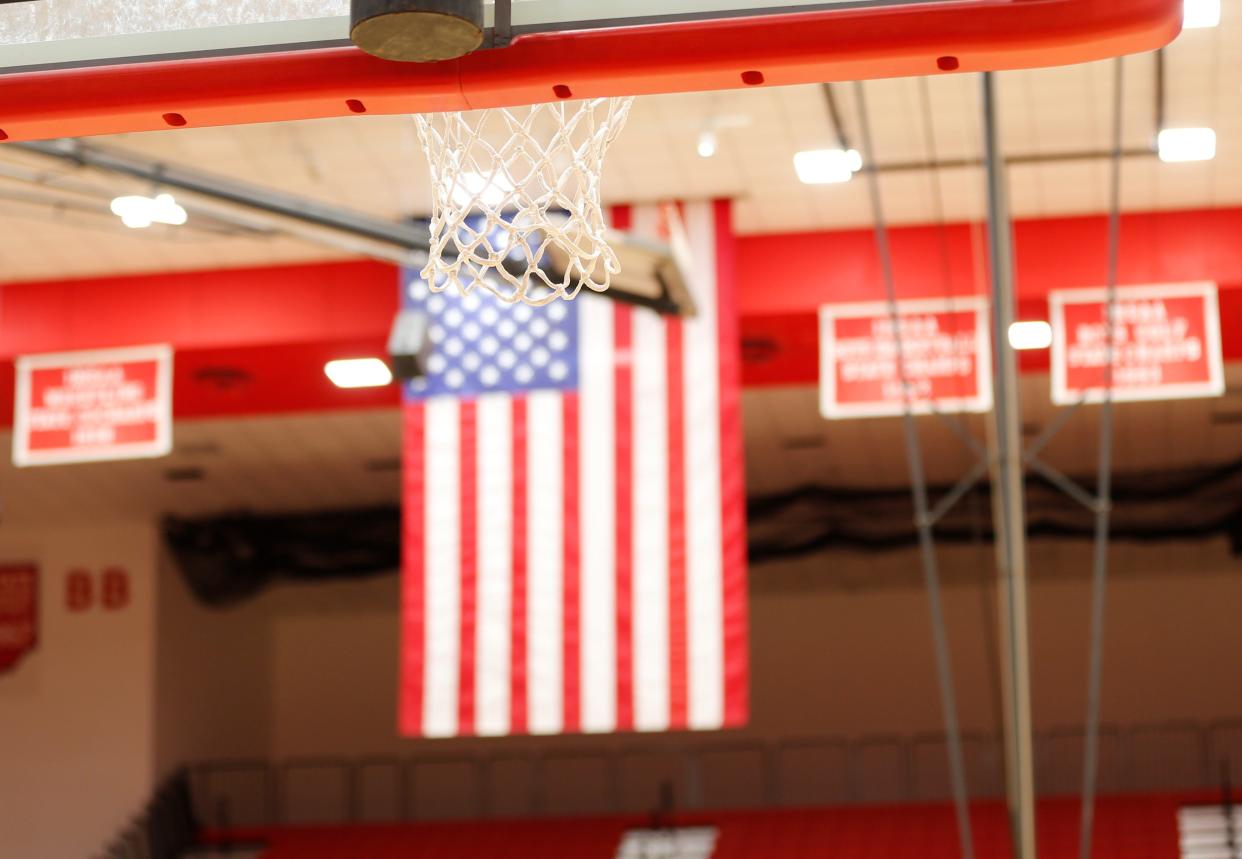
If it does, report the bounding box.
[414,97,635,306]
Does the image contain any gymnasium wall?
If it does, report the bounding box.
[159,536,1242,760]
[1,517,1237,853]
[155,545,272,773]
[753,537,1242,736]
[0,516,1232,854]
[0,521,158,859]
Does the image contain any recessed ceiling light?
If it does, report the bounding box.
[794,148,863,185]
[1007,321,1053,351]
[445,171,515,209]
[697,128,718,159]
[325,358,394,389]
[1157,127,1217,163]
[1184,0,1221,29]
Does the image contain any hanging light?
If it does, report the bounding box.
[793,148,863,184]
[1007,321,1053,351]
[324,358,394,389]
[109,193,188,229]
[1157,128,1217,163]
[1183,0,1221,29]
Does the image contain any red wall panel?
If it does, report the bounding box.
[2,208,1240,425]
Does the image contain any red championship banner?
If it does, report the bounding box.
[13,344,173,467]
[1050,283,1225,406]
[0,565,38,675]
[819,297,993,419]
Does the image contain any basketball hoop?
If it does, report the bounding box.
[413,97,635,306]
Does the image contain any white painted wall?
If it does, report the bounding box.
[5,522,1237,853]
[0,521,158,859]
[163,538,1242,759]
[155,547,272,776]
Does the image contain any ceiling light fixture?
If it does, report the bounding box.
[1157,127,1217,163]
[1007,321,1054,351]
[324,358,394,389]
[446,170,515,209]
[1183,0,1221,29]
[695,113,750,158]
[794,148,863,185]
[109,193,188,229]
[697,128,719,159]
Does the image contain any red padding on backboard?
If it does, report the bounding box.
[0,0,1181,142]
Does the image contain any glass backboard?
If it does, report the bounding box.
[0,0,1177,72]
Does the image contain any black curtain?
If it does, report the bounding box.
[163,457,1242,606]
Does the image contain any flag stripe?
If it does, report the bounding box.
[475,394,513,737]
[422,398,460,738]
[526,391,563,734]
[400,405,426,735]
[613,302,635,733]
[666,315,689,730]
[632,299,670,732]
[510,396,529,735]
[683,201,726,730]
[652,203,690,731]
[560,393,582,734]
[629,203,671,732]
[713,198,750,728]
[457,399,478,736]
[579,297,616,733]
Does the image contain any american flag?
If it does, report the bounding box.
[399,201,747,738]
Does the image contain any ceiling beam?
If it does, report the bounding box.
[10,138,433,268]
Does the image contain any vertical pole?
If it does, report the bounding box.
[981,71,1037,859]
[1079,56,1124,859]
[493,0,513,47]
[1223,762,1237,858]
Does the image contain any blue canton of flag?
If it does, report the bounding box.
[401,274,581,401]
